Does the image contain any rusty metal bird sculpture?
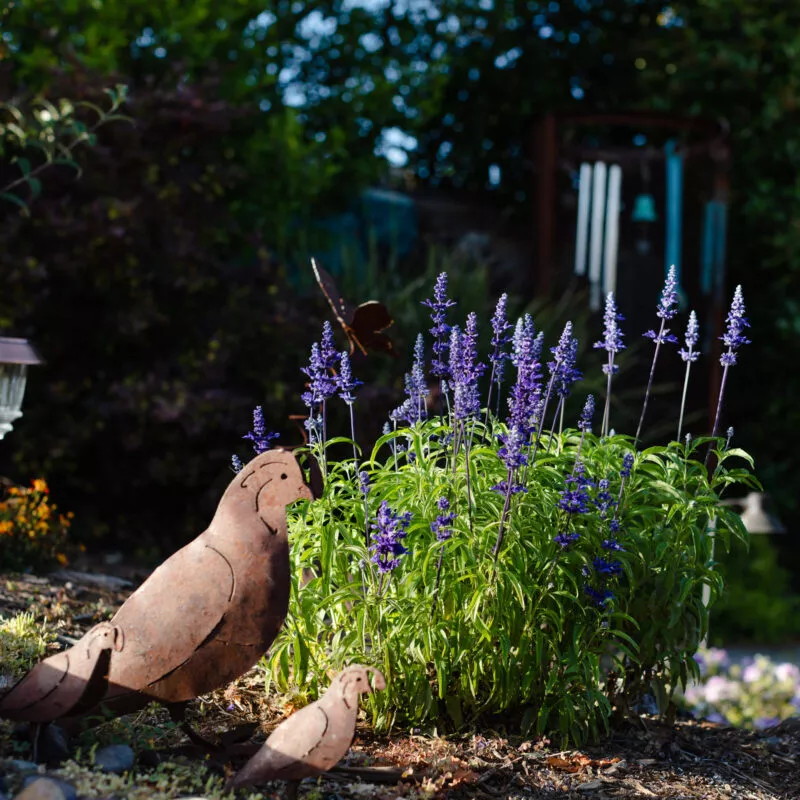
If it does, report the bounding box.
[0,449,318,741]
[226,665,385,796]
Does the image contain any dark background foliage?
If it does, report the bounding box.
[1,0,799,615]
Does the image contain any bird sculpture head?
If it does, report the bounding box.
[238,449,318,507]
[334,665,386,707]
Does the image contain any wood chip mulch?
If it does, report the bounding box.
[1,569,798,800]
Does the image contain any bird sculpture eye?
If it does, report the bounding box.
[281,473,287,480]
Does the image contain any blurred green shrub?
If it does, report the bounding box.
[0,70,319,553]
[710,535,800,646]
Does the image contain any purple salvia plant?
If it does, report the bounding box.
[370,500,411,586]
[545,322,582,438]
[451,313,485,423]
[231,454,244,473]
[491,423,528,566]
[487,293,512,419]
[301,338,337,452]
[507,317,541,436]
[422,272,456,408]
[450,313,485,532]
[406,333,429,423]
[554,461,594,548]
[635,265,680,444]
[337,350,362,461]
[320,321,340,370]
[593,292,626,437]
[677,310,701,440]
[243,406,280,454]
[707,286,750,464]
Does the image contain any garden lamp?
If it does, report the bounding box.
[0,337,43,440]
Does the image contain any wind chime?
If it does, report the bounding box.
[571,134,726,312]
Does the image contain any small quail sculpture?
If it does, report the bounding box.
[226,665,385,797]
[0,449,318,741]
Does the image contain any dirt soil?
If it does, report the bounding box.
[1,568,799,800]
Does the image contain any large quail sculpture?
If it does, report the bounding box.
[0,449,318,740]
[226,665,385,797]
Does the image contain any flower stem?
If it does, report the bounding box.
[349,403,357,463]
[484,363,496,430]
[602,355,614,437]
[491,469,515,570]
[431,546,446,612]
[677,362,692,441]
[634,319,664,446]
[705,362,730,466]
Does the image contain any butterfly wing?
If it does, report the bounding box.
[312,259,355,329]
[350,301,397,357]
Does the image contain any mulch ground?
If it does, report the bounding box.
[1,567,799,800]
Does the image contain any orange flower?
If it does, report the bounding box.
[32,479,49,494]
[0,520,12,535]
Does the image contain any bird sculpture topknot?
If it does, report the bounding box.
[0,449,319,741]
[226,664,386,796]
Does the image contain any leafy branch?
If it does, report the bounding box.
[0,83,129,215]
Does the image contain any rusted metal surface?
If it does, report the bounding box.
[225,665,386,793]
[0,449,317,724]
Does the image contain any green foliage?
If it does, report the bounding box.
[0,611,53,684]
[269,426,753,743]
[0,71,316,551]
[0,85,128,214]
[710,536,800,645]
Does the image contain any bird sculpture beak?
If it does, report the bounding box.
[364,666,386,692]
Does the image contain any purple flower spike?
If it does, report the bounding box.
[431,497,457,542]
[593,557,623,576]
[302,342,337,405]
[657,265,679,320]
[557,462,594,515]
[549,322,582,398]
[370,500,411,573]
[337,351,362,405]
[489,293,512,385]
[359,470,370,497]
[402,334,429,423]
[620,453,634,478]
[231,454,244,473]
[602,538,625,551]
[423,272,456,381]
[679,310,701,363]
[584,585,614,607]
[594,292,626,371]
[451,315,485,421]
[720,285,751,366]
[497,424,528,470]
[243,406,280,454]
[320,321,340,369]
[578,395,595,432]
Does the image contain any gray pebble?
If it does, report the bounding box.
[92,744,135,774]
[19,776,77,800]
